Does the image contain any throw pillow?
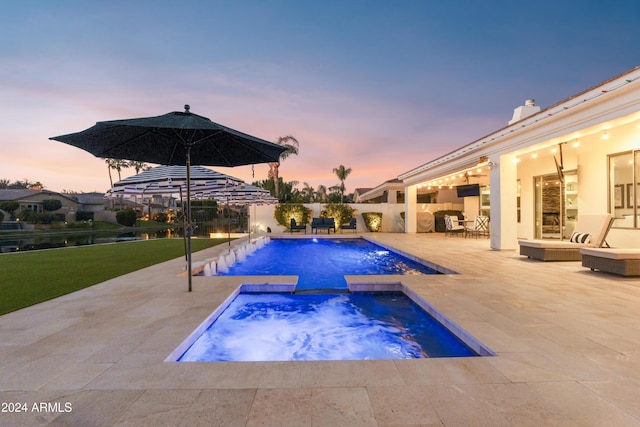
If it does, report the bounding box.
[570,232,591,244]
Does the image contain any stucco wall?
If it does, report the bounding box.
[250,202,463,234]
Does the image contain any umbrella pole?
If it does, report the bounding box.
[179,187,187,261]
[227,195,231,248]
[186,150,193,292]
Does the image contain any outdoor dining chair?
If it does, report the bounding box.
[466,215,489,238]
[444,215,465,237]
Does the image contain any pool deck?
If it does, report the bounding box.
[1,232,639,426]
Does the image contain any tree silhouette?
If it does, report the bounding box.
[332,165,352,203]
[267,135,299,199]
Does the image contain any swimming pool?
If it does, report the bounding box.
[173,236,493,362]
[175,292,479,362]
[217,238,439,290]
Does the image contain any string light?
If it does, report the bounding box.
[416,163,492,190]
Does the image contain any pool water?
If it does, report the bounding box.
[218,238,438,290]
[177,292,478,362]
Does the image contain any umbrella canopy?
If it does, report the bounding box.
[107,165,243,196]
[50,105,285,292]
[50,105,285,167]
[111,165,244,186]
[204,183,277,206]
[107,165,277,205]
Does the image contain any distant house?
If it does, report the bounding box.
[354,179,405,203]
[73,192,114,222]
[75,192,108,213]
[352,188,373,203]
[0,189,79,221]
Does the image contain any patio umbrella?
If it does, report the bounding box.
[50,105,285,292]
[107,166,276,247]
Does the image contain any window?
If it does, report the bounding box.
[480,185,490,217]
[609,151,638,228]
[533,170,577,239]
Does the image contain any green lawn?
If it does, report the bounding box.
[0,238,228,315]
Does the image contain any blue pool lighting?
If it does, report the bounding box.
[217,238,438,290]
[177,292,479,362]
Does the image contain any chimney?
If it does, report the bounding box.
[508,99,541,125]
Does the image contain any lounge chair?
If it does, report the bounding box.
[290,218,306,234]
[518,213,613,261]
[580,248,640,276]
[444,215,465,237]
[340,218,357,233]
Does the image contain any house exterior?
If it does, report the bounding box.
[355,179,404,204]
[0,189,79,221]
[397,66,640,250]
[75,192,108,213]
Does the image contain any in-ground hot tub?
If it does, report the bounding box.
[167,286,494,362]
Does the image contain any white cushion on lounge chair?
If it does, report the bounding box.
[580,248,640,260]
[519,240,587,249]
[519,213,613,249]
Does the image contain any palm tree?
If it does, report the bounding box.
[332,165,352,203]
[113,159,129,181]
[328,185,342,203]
[104,159,114,188]
[268,135,299,200]
[129,161,150,174]
[301,182,315,202]
[105,159,131,188]
[315,184,328,202]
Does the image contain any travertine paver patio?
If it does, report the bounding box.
[1,233,639,426]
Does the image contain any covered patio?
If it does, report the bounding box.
[399,66,640,250]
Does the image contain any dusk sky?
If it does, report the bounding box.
[2,1,638,194]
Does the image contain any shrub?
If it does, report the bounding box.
[153,212,168,223]
[116,209,137,227]
[0,201,19,216]
[362,212,383,232]
[42,199,63,212]
[17,209,36,222]
[274,204,312,229]
[76,211,94,221]
[39,213,58,224]
[190,200,218,222]
[322,203,356,226]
